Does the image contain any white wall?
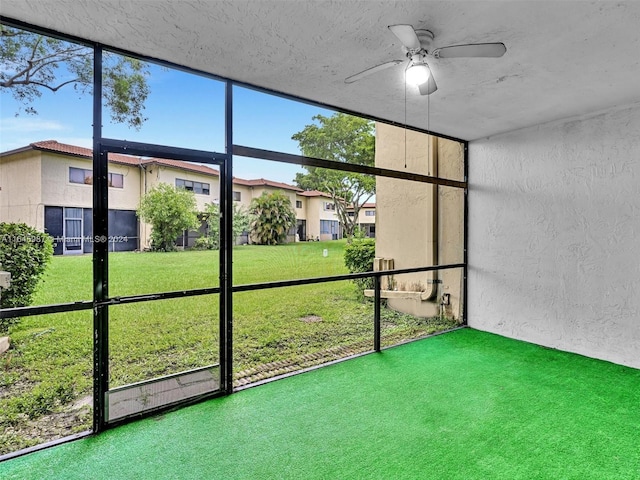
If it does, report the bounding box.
[468,102,640,368]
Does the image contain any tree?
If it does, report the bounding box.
[344,237,376,291]
[248,191,296,245]
[137,183,199,251]
[0,223,53,331]
[197,202,250,249]
[0,24,150,129]
[292,112,375,239]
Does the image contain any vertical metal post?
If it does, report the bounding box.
[220,81,234,394]
[92,45,109,431]
[462,141,469,325]
[374,275,381,352]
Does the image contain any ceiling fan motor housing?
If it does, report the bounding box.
[414,29,434,53]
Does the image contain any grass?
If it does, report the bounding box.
[2,329,639,479]
[0,240,458,455]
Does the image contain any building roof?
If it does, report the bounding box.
[2,140,334,194]
[142,157,219,177]
[1,140,141,166]
[345,201,376,210]
[238,178,302,192]
[298,190,332,198]
[1,140,221,176]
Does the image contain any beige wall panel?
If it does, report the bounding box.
[0,151,43,228]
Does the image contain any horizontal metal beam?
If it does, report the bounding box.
[0,264,464,320]
[96,287,222,307]
[231,263,466,292]
[100,138,228,165]
[233,145,467,189]
[0,301,93,320]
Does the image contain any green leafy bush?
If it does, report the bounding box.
[343,238,375,290]
[137,183,199,251]
[200,202,250,249]
[193,236,216,250]
[0,223,53,331]
[248,191,296,245]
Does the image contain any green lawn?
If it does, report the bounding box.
[0,241,457,455]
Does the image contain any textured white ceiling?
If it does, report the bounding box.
[2,0,640,140]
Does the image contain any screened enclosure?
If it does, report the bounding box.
[0,20,466,457]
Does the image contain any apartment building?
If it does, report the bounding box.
[351,202,376,238]
[0,140,360,254]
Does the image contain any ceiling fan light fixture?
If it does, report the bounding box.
[406,63,430,86]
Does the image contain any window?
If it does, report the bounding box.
[347,211,355,217]
[69,167,92,185]
[323,202,335,211]
[109,173,124,188]
[320,220,339,234]
[365,210,375,217]
[70,167,123,188]
[233,191,242,201]
[296,200,302,209]
[176,178,210,195]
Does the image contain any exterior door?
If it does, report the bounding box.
[95,142,228,425]
[63,207,84,254]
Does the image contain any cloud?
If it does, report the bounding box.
[0,117,67,132]
[0,117,78,152]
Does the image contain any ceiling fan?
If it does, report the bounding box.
[345,25,507,95]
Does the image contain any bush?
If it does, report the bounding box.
[248,191,296,245]
[201,202,250,249]
[193,236,216,250]
[137,183,199,252]
[0,223,53,331]
[343,238,375,290]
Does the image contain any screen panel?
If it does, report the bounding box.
[0,311,93,456]
[106,295,220,422]
[379,268,464,348]
[375,122,465,182]
[101,54,225,152]
[233,281,373,387]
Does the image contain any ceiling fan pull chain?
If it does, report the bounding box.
[404,63,408,169]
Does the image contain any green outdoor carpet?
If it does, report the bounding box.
[2,328,639,479]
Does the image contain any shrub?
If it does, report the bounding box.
[248,191,296,245]
[201,202,250,249]
[343,238,375,290]
[137,183,199,251]
[193,236,216,250]
[0,223,53,331]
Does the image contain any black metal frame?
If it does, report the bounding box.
[0,16,470,441]
[94,140,228,427]
[92,45,108,431]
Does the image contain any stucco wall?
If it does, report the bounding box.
[40,153,141,210]
[304,197,321,240]
[232,184,253,210]
[375,122,465,319]
[147,165,219,211]
[0,150,43,228]
[294,195,307,220]
[468,102,640,368]
[302,196,339,241]
[356,207,375,225]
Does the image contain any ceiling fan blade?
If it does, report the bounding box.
[344,60,403,84]
[388,24,421,50]
[418,71,437,96]
[433,43,506,59]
